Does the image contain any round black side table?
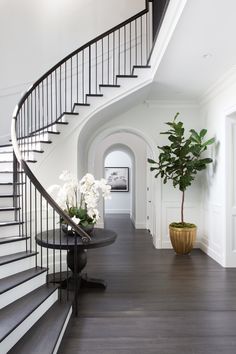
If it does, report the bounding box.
[36,228,117,289]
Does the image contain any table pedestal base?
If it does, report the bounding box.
[48,248,106,290]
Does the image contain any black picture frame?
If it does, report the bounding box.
[105,167,129,192]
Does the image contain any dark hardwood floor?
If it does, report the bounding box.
[58,214,236,354]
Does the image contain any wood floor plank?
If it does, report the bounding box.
[58,214,236,354]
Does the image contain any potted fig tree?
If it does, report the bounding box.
[148,113,215,255]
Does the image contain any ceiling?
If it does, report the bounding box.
[148,0,236,101]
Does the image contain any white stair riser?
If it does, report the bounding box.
[31,133,57,142]
[0,271,47,309]
[0,197,17,207]
[0,224,21,237]
[0,147,12,153]
[0,162,13,171]
[0,290,58,354]
[19,142,43,151]
[0,255,35,279]
[0,185,13,194]
[0,173,14,183]
[0,239,26,257]
[0,209,16,222]
[0,153,13,162]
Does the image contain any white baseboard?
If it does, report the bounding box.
[200,238,224,266]
[105,209,130,214]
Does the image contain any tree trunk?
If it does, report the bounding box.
[181,190,185,223]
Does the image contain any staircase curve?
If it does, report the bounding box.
[0,0,185,352]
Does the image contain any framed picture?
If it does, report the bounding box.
[105,167,129,192]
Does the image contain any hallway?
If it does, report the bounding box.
[59,215,236,354]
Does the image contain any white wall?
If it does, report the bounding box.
[200,66,236,267]
[0,0,144,143]
[105,151,132,214]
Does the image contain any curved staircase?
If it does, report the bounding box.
[0,0,177,352]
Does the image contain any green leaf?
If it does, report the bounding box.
[202,137,215,147]
[190,129,201,143]
[200,129,207,138]
[147,158,156,164]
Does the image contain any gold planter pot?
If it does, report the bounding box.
[169,225,197,255]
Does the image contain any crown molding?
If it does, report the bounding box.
[144,99,199,108]
[200,65,236,106]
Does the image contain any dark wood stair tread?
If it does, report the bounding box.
[0,267,47,294]
[116,74,138,78]
[0,194,20,198]
[99,84,121,88]
[0,182,24,185]
[0,251,37,266]
[86,93,103,97]
[0,284,58,342]
[0,221,22,227]
[9,299,72,354]
[0,236,28,245]
[73,102,90,107]
[0,207,20,211]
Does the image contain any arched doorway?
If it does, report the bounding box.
[104,146,134,222]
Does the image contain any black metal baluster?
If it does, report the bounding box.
[40,194,43,268]
[130,22,132,74]
[59,216,62,301]
[53,209,56,283]
[108,35,110,84]
[55,70,58,120]
[146,12,148,64]
[34,187,38,267]
[74,236,78,316]
[65,62,67,111]
[76,54,79,102]
[118,29,121,75]
[113,32,115,85]
[124,25,126,75]
[50,74,53,126]
[42,81,45,140]
[46,77,49,129]
[135,19,137,65]
[102,38,104,85]
[60,66,62,116]
[89,45,91,94]
[46,201,49,284]
[29,180,32,252]
[71,57,73,111]
[82,51,85,103]
[95,42,98,93]
[25,175,28,242]
[141,16,143,65]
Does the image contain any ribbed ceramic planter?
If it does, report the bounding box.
[169,225,197,255]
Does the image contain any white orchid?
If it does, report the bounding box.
[47,171,111,230]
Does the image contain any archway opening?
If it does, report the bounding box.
[104,149,133,218]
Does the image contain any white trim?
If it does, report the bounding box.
[200,238,224,266]
[53,306,72,354]
[200,65,236,105]
[144,99,199,108]
[133,222,147,229]
[105,209,130,214]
